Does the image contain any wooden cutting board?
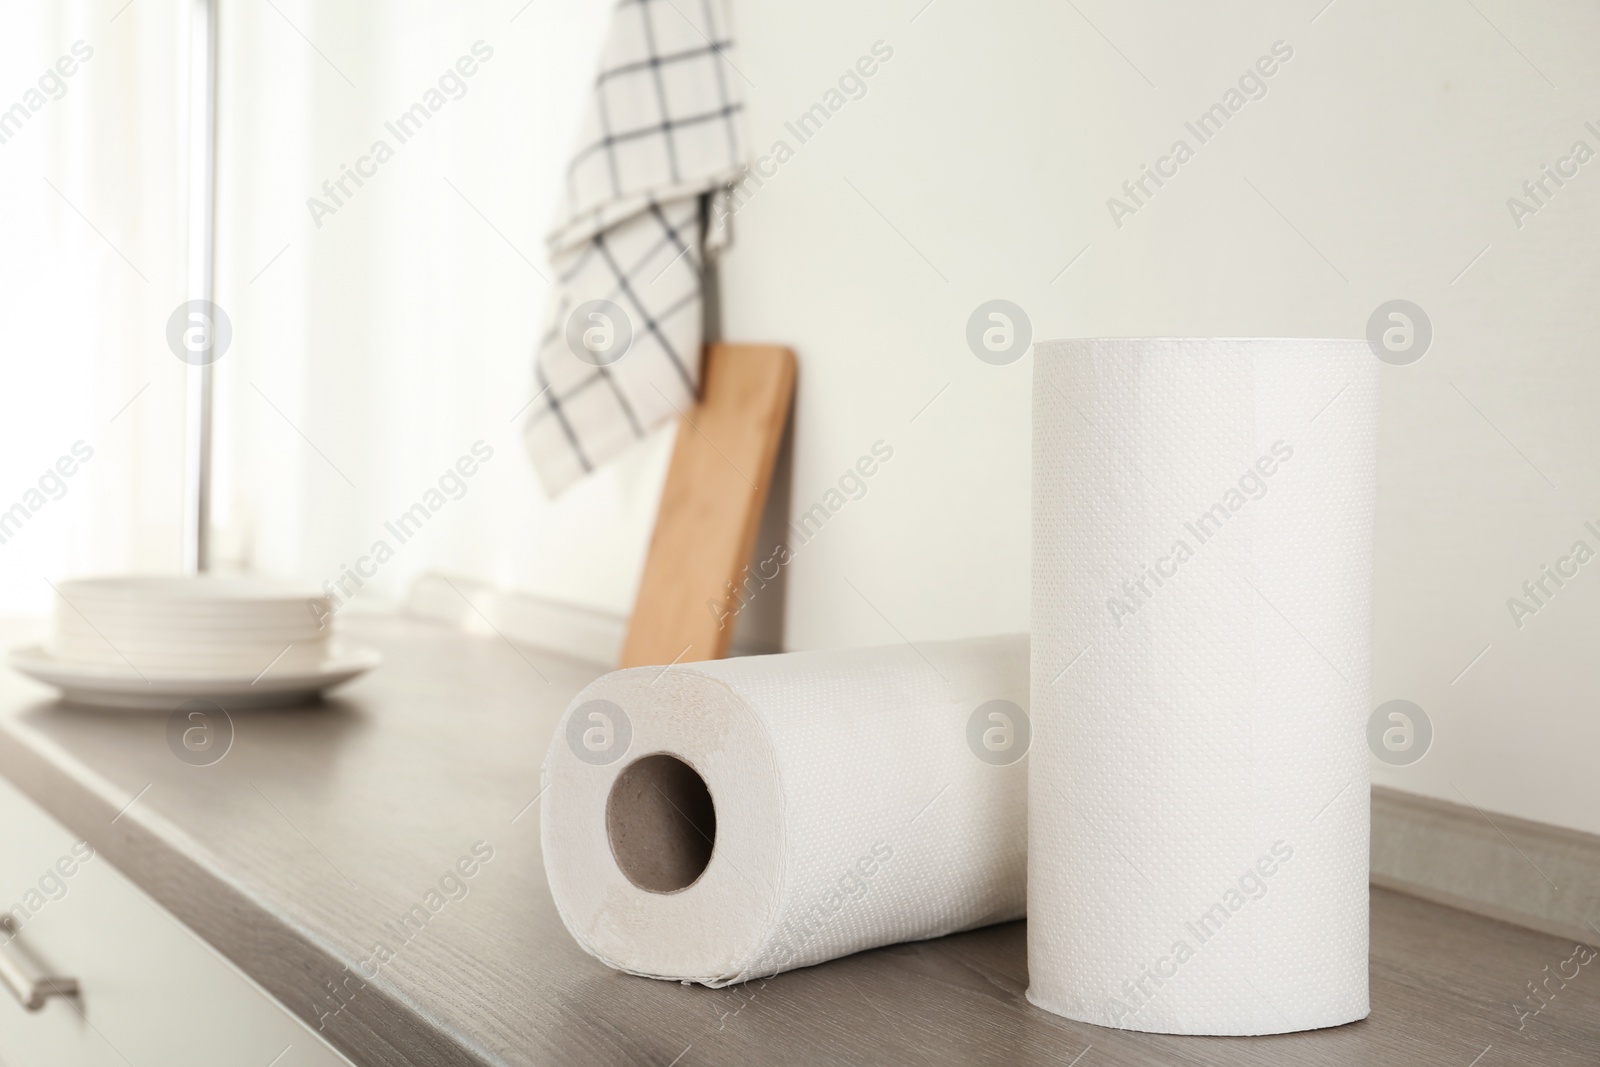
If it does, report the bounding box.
[619,342,795,668]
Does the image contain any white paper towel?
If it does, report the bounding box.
[1029,338,1377,1035]
[542,636,1029,986]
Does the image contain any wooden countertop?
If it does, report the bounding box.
[0,614,1594,1066]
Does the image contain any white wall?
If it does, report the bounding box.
[6,1,1595,838]
[721,0,1600,836]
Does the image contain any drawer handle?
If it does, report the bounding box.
[0,915,78,1011]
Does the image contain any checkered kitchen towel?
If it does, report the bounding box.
[524,0,748,496]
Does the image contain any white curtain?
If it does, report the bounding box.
[0,2,189,615]
[0,0,679,619]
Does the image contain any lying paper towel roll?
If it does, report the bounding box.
[1030,338,1378,1035]
[542,636,1029,986]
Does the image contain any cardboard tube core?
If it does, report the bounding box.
[606,753,717,894]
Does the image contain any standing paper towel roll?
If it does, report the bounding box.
[1030,338,1378,1035]
[542,636,1029,985]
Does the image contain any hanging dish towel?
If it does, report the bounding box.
[524,0,748,496]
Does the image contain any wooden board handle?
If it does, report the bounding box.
[619,343,796,668]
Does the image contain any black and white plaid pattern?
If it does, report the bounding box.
[526,0,746,496]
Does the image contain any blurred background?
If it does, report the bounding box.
[1,0,1597,837]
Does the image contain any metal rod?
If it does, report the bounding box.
[0,916,78,1012]
[182,0,219,574]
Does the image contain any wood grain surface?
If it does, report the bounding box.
[0,615,1595,1066]
[620,342,796,669]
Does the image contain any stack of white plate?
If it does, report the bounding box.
[9,576,380,710]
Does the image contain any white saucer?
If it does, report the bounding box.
[7,644,382,711]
